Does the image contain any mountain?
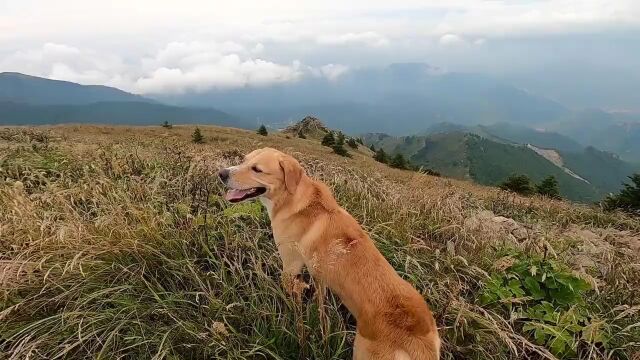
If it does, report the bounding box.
[0,101,244,127]
[364,130,637,202]
[0,73,247,128]
[0,72,151,105]
[156,63,570,135]
[475,123,584,153]
[549,109,640,163]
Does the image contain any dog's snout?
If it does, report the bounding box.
[218,168,230,183]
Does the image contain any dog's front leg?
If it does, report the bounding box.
[277,242,308,297]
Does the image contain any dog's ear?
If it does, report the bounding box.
[279,156,303,194]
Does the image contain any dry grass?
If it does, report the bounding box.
[1,125,639,359]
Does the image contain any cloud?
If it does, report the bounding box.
[439,34,465,46]
[0,42,350,94]
[316,32,389,47]
[319,64,349,81]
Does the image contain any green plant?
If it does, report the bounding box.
[499,174,533,196]
[332,143,351,157]
[321,132,335,147]
[336,131,345,146]
[374,148,388,164]
[257,124,268,136]
[298,131,306,139]
[191,127,204,143]
[347,138,358,149]
[390,153,408,169]
[603,174,640,214]
[536,175,561,199]
[161,120,173,129]
[369,144,376,152]
[480,255,595,358]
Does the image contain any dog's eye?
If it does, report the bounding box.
[251,165,263,173]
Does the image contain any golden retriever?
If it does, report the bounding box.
[219,147,440,359]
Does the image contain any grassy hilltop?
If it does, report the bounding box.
[1,125,640,359]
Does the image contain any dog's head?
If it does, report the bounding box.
[218,147,304,203]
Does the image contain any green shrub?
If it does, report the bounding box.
[390,153,408,169]
[332,143,351,157]
[536,175,561,199]
[191,127,204,144]
[257,125,268,136]
[374,148,388,164]
[499,174,533,195]
[480,255,596,358]
[347,138,358,149]
[603,174,640,214]
[321,132,335,147]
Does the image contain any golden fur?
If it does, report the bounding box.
[220,148,440,359]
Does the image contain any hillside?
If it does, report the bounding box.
[1,125,638,360]
[364,131,635,202]
[0,101,245,127]
[0,72,151,105]
[0,73,245,128]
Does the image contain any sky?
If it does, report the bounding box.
[1,0,639,110]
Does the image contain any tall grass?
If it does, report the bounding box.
[1,126,639,359]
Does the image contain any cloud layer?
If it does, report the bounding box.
[0,42,343,94]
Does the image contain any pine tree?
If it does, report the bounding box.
[321,132,336,147]
[536,175,561,199]
[390,153,408,169]
[332,143,351,157]
[356,138,364,145]
[257,125,268,136]
[374,148,388,164]
[336,131,345,146]
[161,121,172,129]
[347,138,358,149]
[603,173,640,213]
[369,144,376,152]
[298,131,306,139]
[499,174,533,196]
[192,127,204,144]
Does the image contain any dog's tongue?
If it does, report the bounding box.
[225,188,253,201]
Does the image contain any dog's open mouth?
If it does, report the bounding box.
[224,187,267,203]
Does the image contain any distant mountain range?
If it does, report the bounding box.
[1,69,639,166]
[152,63,640,162]
[157,63,571,135]
[0,72,245,127]
[364,124,638,202]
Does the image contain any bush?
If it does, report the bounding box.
[356,138,364,145]
[257,125,268,136]
[336,132,345,146]
[374,148,388,164]
[500,174,533,196]
[298,131,306,139]
[536,175,561,199]
[390,153,408,170]
[480,254,593,358]
[191,127,204,144]
[346,138,358,149]
[603,173,640,214]
[161,121,173,129]
[321,132,336,147]
[369,144,376,152]
[332,143,351,157]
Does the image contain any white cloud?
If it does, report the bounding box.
[319,64,349,81]
[439,34,465,46]
[474,38,486,46]
[316,32,389,47]
[0,42,349,94]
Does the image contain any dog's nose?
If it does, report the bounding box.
[218,168,230,183]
